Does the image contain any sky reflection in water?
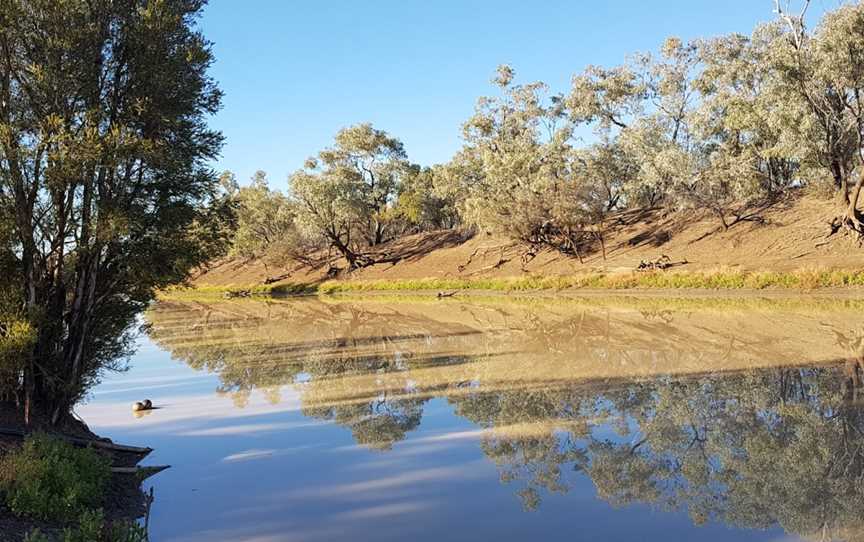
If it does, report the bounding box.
[76,296,864,542]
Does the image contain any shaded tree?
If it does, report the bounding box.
[226,170,300,278]
[0,0,224,421]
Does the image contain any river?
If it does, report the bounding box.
[76,295,864,541]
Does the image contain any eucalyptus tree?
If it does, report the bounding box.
[0,0,225,422]
[772,1,864,234]
[695,30,798,196]
[393,165,461,232]
[290,124,409,268]
[566,40,702,209]
[461,65,598,254]
[568,34,784,229]
[574,140,639,213]
[660,28,800,230]
[622,38,705,209]
[567,63,647,133]
[428,148,485,225]
[227,171,299,276]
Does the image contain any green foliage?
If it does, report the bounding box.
[226,171,300,269]
[222,2,864,278]
[290,123,410,267]
[458,65,600,253]
[771,2,864,203]
[392,165,461,231]
[65,510,147,542]
[0,306,35,398]
[0,434,110,523]
[442,3,863,239]
[0,0,227,417]
[22,530,49,542]
[24,509,147,542]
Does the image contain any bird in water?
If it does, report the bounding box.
[132,399,154,412]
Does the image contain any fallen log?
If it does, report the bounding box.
[0,427,153,456]
[637,255,673,272]
[636,255,688,272]
[111,465,171,480]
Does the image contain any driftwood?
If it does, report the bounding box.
[636,255,688,272]
[263,273,291,285]
[111,465,171,480]
[637,255,672,271]
[458,244,509,273]
[0,427,153,456]
[436,291,458,299]
[464,246,510,276]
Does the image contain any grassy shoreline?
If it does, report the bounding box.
[159,268,864,301]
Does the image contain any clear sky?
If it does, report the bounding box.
[199,0,838,187]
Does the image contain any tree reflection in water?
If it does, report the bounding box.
[146,298,864,541]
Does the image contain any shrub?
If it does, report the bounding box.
[24,510,147,542]
[0,434,110,522]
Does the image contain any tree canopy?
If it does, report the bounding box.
[289,123,410,268]
[0,0,227,421]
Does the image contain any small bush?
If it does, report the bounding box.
[24,510,147,542]
[0,434,110,522]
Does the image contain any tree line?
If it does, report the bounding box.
[227,1,864,271]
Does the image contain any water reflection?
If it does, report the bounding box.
[144,297,864,541]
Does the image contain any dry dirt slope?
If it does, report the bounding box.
[193,194,864,287]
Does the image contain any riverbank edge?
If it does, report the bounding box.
[159,268,864,301]
[0,410,154,542]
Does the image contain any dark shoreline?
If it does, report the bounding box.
[0,406,154,541]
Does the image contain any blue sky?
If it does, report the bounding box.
[200,1,837,187]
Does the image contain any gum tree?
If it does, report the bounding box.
[290,124,409,268]
[773,0,864,234]
[461,65,592,253]
[0,0,225,422]
[227,171,298,275]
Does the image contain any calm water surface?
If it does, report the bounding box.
[76,296,864,542]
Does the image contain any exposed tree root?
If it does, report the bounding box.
[827,211,864,244]
[466,256,511,276]
[520,246,539,270]
[458,244,510,273]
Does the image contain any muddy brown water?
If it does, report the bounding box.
[77,296,864,542]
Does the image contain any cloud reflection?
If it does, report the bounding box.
[284,461,488,501]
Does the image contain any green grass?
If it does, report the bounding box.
[157,268,864,301]
[159,282,317,299]
[24,509,147,542]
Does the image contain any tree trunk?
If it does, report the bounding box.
[847,171,864,220]
[370,220,385,246]
[331,237,360,269]
[833,170,864,235]
[595,229,607,260]
[716,208,729,231]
